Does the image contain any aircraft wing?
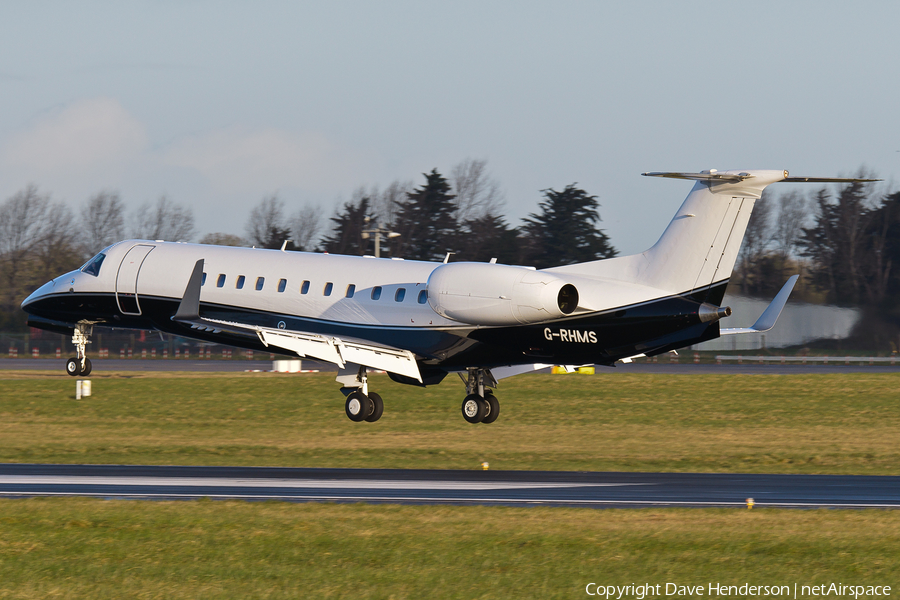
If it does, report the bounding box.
[171,259,422,382]
[720,275,799,335]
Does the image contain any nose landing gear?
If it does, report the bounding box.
[66,324,93,377]
[459,368,500,424]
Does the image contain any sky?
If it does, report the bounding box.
[1,1,898,255]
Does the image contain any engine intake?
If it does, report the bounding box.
[426,262,580,326]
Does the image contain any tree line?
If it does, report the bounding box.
[0,158,616,331]
[734,172,900,349]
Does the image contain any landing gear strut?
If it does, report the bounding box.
[66,324,92,377]
[339,365,383,422]
[459,368,500,424]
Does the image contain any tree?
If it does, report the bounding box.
[245,194,295,250]
[771,190,809,262]
[34,201,81,283]
[199,233,247,246]
[0,185,82,330]
[131,195,195,242]
[521,184,616,268]
[454,213,521,264]
[320,196,372,256]
[392,169,457,261]
[800,181,876,305]
[450,158,503,224]
[290,203,323,252]
[371,180,412,228]
[736,192,774,295]
[80,191,125,254]
[0,186,48,329]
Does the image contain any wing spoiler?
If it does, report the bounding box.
[721,275,799,335]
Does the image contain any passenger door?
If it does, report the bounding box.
[116,244,155,315]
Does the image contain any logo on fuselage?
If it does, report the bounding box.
[544,328,597,343]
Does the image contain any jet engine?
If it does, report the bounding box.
[426,262,579,326]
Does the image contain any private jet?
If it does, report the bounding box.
[21,169,873,424]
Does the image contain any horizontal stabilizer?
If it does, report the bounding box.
[781,176,881,183]
[643,171,881,185]
[721,275,799,335]
[642,171,758,183]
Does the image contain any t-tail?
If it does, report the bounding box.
[551,169,878,300]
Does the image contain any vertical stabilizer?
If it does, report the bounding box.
[549,170,788,295]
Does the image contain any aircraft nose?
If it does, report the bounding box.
[21,279,58,312]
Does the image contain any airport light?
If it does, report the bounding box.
[361,218,400,258]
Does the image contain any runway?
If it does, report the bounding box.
[1,464,898,508]
[4,359,900,374]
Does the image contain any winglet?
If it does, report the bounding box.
[172,259,204,322]
[721,275,799,335]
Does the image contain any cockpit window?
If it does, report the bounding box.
[81,252,106,277]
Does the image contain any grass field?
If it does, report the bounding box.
[1,369,898,598]
[0,499,897,599]
[0,370,898,474]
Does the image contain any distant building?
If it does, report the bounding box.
[694,295,861,351]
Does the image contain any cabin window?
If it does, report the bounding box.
[418,290,428,304]
[346,284,355,298]
[216,274,226,288]
[256,277,265,291]
[278,279,287,293]
[324,282,333,296]
[236,275,245,289]
[201,273,207,286]
[395,288,406,302]
[300,280,310,294]
[371,286,382,300]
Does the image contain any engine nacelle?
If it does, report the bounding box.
[426,262,579,326]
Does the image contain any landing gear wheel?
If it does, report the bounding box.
[462,394,486,424]
[66,358,81,376]
[482,392,500,424]
[365,392,384,422]
[345,391,372,422]
[81,358,93,377]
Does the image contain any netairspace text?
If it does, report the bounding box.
[585,583,892,599]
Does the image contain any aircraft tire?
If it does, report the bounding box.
[461,394,486,424]
[481,393,500,424]
[365,392,384,422]
[345,391,371,422]
[66,358,81,376]
[81,358,93,377]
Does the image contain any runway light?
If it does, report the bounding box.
[481,462,489,470]
[746,498,755,509]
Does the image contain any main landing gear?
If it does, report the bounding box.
[341,365,384,423]
[460,368,500,424]
[66,324,93,377]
